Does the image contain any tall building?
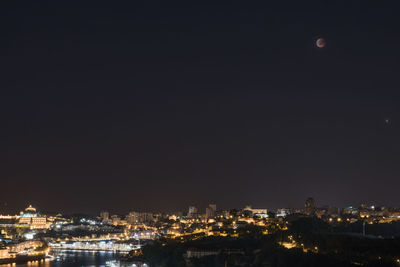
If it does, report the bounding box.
[205,204,217,219]
[209,204,217,213]
[188,206,198,218]
[100,211,109,223]
[126,212,154,224]
[304,197,315,215]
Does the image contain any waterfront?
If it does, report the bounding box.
[0,251,147,267]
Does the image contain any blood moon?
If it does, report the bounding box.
[316,38,326,48]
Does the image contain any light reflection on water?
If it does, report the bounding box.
[0,251,148,267]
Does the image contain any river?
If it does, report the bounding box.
[0,250,148,267]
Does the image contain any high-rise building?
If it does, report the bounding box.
[188,206,198,218]
[209,204,216,212]
[126,212,154,224]
[206,204,217,219]
[305,197,315,215]
[126,212,137,224]
[100,211,109,223]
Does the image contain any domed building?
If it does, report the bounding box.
[19,205,49,229]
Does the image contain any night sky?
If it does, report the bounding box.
[1,1,400,215]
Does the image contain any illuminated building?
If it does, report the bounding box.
[0,248,10,259]
[243,206,268,217]
[276,208,290,217]
[188,206,198,218]
[343,206,358,216]
[8,240,44,253]
[110,215,121,226]
[100,211,109,223]
[18,205,49,229]
[126,212,154,224]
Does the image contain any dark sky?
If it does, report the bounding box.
[1,1,400,215]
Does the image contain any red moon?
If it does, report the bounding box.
[316,38,326,48]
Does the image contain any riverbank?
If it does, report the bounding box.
[0,254,46,265]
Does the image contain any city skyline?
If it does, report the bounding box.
[1,1,400,214]
[0,199,394,217]
[2,198,399,266]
